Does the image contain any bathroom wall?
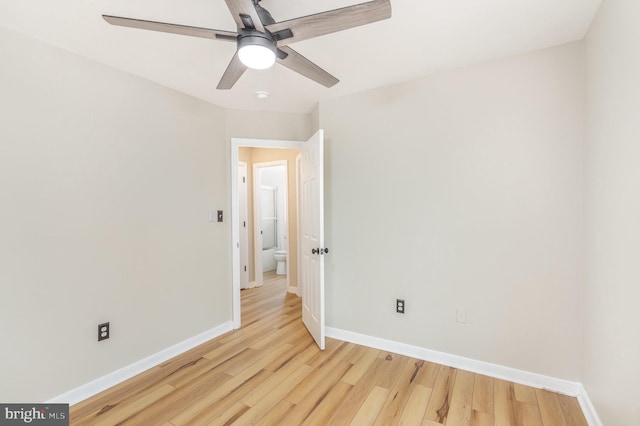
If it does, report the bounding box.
[238,147,301,289]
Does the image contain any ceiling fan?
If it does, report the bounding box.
[103,0,392,90]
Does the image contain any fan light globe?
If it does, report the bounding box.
[238,44,276,70]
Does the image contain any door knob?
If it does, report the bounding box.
[312,248,319,255]
[321,248,329,254]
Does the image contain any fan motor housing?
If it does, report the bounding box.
[237,31,276,54]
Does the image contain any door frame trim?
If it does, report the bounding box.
[231,138,304,329]
[237,161,249,289]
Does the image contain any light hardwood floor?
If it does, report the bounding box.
[70,271,588,425]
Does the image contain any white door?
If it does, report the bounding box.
[238,162,249,289]
[300,130,325,350]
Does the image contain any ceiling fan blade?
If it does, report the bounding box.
[266,0,391,46]
[277,46,338,88]
[224,0,265,31]
[102,15,238,41]
[217,52,248,90]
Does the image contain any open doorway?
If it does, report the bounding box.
[231,132,326,349]
[231,138,304,329]
[253,161,290,288]
[237,150,301,292]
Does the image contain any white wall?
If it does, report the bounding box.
[0,27,231,402]
[584,0,640,423]
[319,42,584,380]
[224,109,311,142]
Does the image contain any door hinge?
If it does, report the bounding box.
[244,265,247,272]
[243,221,246,228]
[243,177,246,183]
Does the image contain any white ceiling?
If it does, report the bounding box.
[0,0,601,113]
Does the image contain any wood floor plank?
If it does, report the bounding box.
[557,393,588,426]
[517,400,544,426]
[304,338,347,369]
[269,338,317,372]
[243,342,317,407]
[398,384,432,425]
[494,379,518,426]
[281,360,354,424]
[168,343,293,425]
[471,409,495,426]
[446,369,475,426]
[120,368,232,425]
[183,369,272,425]
[349,385,390,425]
[341,346,379,385]
[205,401,249,426]
[70,273,588,426]
[248,316,304,350]
[253,399,295,426]
[536,388,568,426]
[170,370,273,426]
[281,324,315,347]
[375,352,411,390]
[71,360,186,423]
[209,347,263,377]
[233,364,314,424]
[414,360,441,389]
[373,358,422,425]
[343,344,368,365]
[201,338,253,363]
[472,374,494,416]
[92,384,175,426]
[163,356,227,389]
[300,381,353,426]
[327,358,388,425]
[514,382,539,406]
[424,365,457,424]
[284,341,355,405]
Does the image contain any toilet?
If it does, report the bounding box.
[273,250,287,275]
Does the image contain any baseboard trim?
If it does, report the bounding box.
[241,281,257,290]
[577,384,603,426]
[287,286,298,295]
[48,321,234,406]
[326,327,582,397]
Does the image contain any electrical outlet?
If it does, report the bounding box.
[396,299,405,314]
[456,308,467,324]
[98,322,110,341]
